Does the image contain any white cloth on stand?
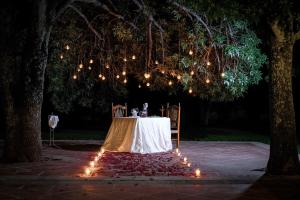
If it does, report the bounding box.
[102,117,172,153]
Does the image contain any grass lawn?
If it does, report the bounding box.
[42,128,300,151]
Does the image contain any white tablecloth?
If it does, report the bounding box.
[102,117,172,153]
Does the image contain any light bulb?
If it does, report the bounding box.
[123,58,127,62]
[123,79,127,84]
[206,78,210,84]
[122,71,126,76]
[60,54,64,59]
[79,63,83,69]
[195,168,201,177]
[188,88,192,94]
[155,60,159,65]
[116,75,120,79]
[168,81,173,86]
[189,49,193,55]
[100,148,105,154]
[144,72,150,79]
[88,66,92,70]
[65,45,70,50]
[187,162,191,167]
[207,61,211,66]
[89,59,93,64]
[177,75,181,80]
[138,84,141,88]
[161,70,165,74]
[94,156,99,162]
[98,74,102,78]
[77,68,81,72]
[175,148,179,153]
[190,71,195,76]
[102,76,106,81]
[105,64,110,69]
[221,72,225,77]
[132,55,136,60]
[146,82,150,87]
[97,152,102,157]
[73,75,77,80]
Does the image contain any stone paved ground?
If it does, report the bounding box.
[0,141,300,200]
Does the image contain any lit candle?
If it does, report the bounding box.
[90,161,95,168]
[77,68,81,72]
[195,168,201,177]
[85,168,91,176]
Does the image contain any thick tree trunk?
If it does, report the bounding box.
[267,24,300,174]
[0,1,52,162]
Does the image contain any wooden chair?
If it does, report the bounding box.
[112,103,127,118]
[161,103,181,148]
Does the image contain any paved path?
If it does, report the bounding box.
[0,141,300,200]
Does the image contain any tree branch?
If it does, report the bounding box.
[170,0,221,70]
[68,5,103,40]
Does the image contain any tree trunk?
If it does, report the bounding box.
[267,22,300,175]
[0,1,52,162]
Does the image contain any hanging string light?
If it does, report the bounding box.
[144,72,151,79]
[206,61,211,66]
[161,69,165,74]
[105,64,110,69]
[123,78,127,84]
[221,72,225,77]
[146,82,150,87]
[132,55,136,60]
[138,84,141,88]
[116,74,120,79]
[65,45,70,50]
[79,63,83,69]
[188,88,193,94]
[188,49,193,55]
[77,68,81,72]
[88,66,92,70]
[98,74,103,78]
[73,75,77,80]
[122,70,126,76]
[190,70,195,76]
[155,60,159,65]
[60,54,64,60]
[101,76,106,81]
[168,80,173,86]
[206,78,210,84]
[177,74,181,80]
[89,59,93,64]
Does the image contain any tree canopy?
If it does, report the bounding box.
[46,0,267,113]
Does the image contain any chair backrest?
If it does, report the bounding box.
[163,103,181,130]
[112,103,127,118]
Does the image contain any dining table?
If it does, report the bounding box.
[102,117,173,153]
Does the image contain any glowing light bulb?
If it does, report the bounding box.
[138,84,141,88]
[146,82,150,87]
[88,66,92,70]
[89,59,93,64]
[98,74,102,78]
[189,49,193,55]
[60,54,64,59]
[102,76,106,81]
[190,71,195,76]
[221,72,225,77]
[187,163,191,167]
[188,88,193,94]
[65,45,70,50]
[168,81,173,86]
[207,61,211,66]
[73,75,77,80]
[77,68,81,72]
[177,75,181,80]
[105,64,110,69]
[90,161,95,168]
[116,75,120,79]
[122,71,126,76]
[144,72,150,79]
[123,58,127,62]
[79,63,83,69]
[161,70,165,74]
[206,78,210,84]
[132,55,136,60]
[193,62,197,65]
[124,79,127,84]
[195,168,201,177]
[85,168,91,176]
[155,60,159,65]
